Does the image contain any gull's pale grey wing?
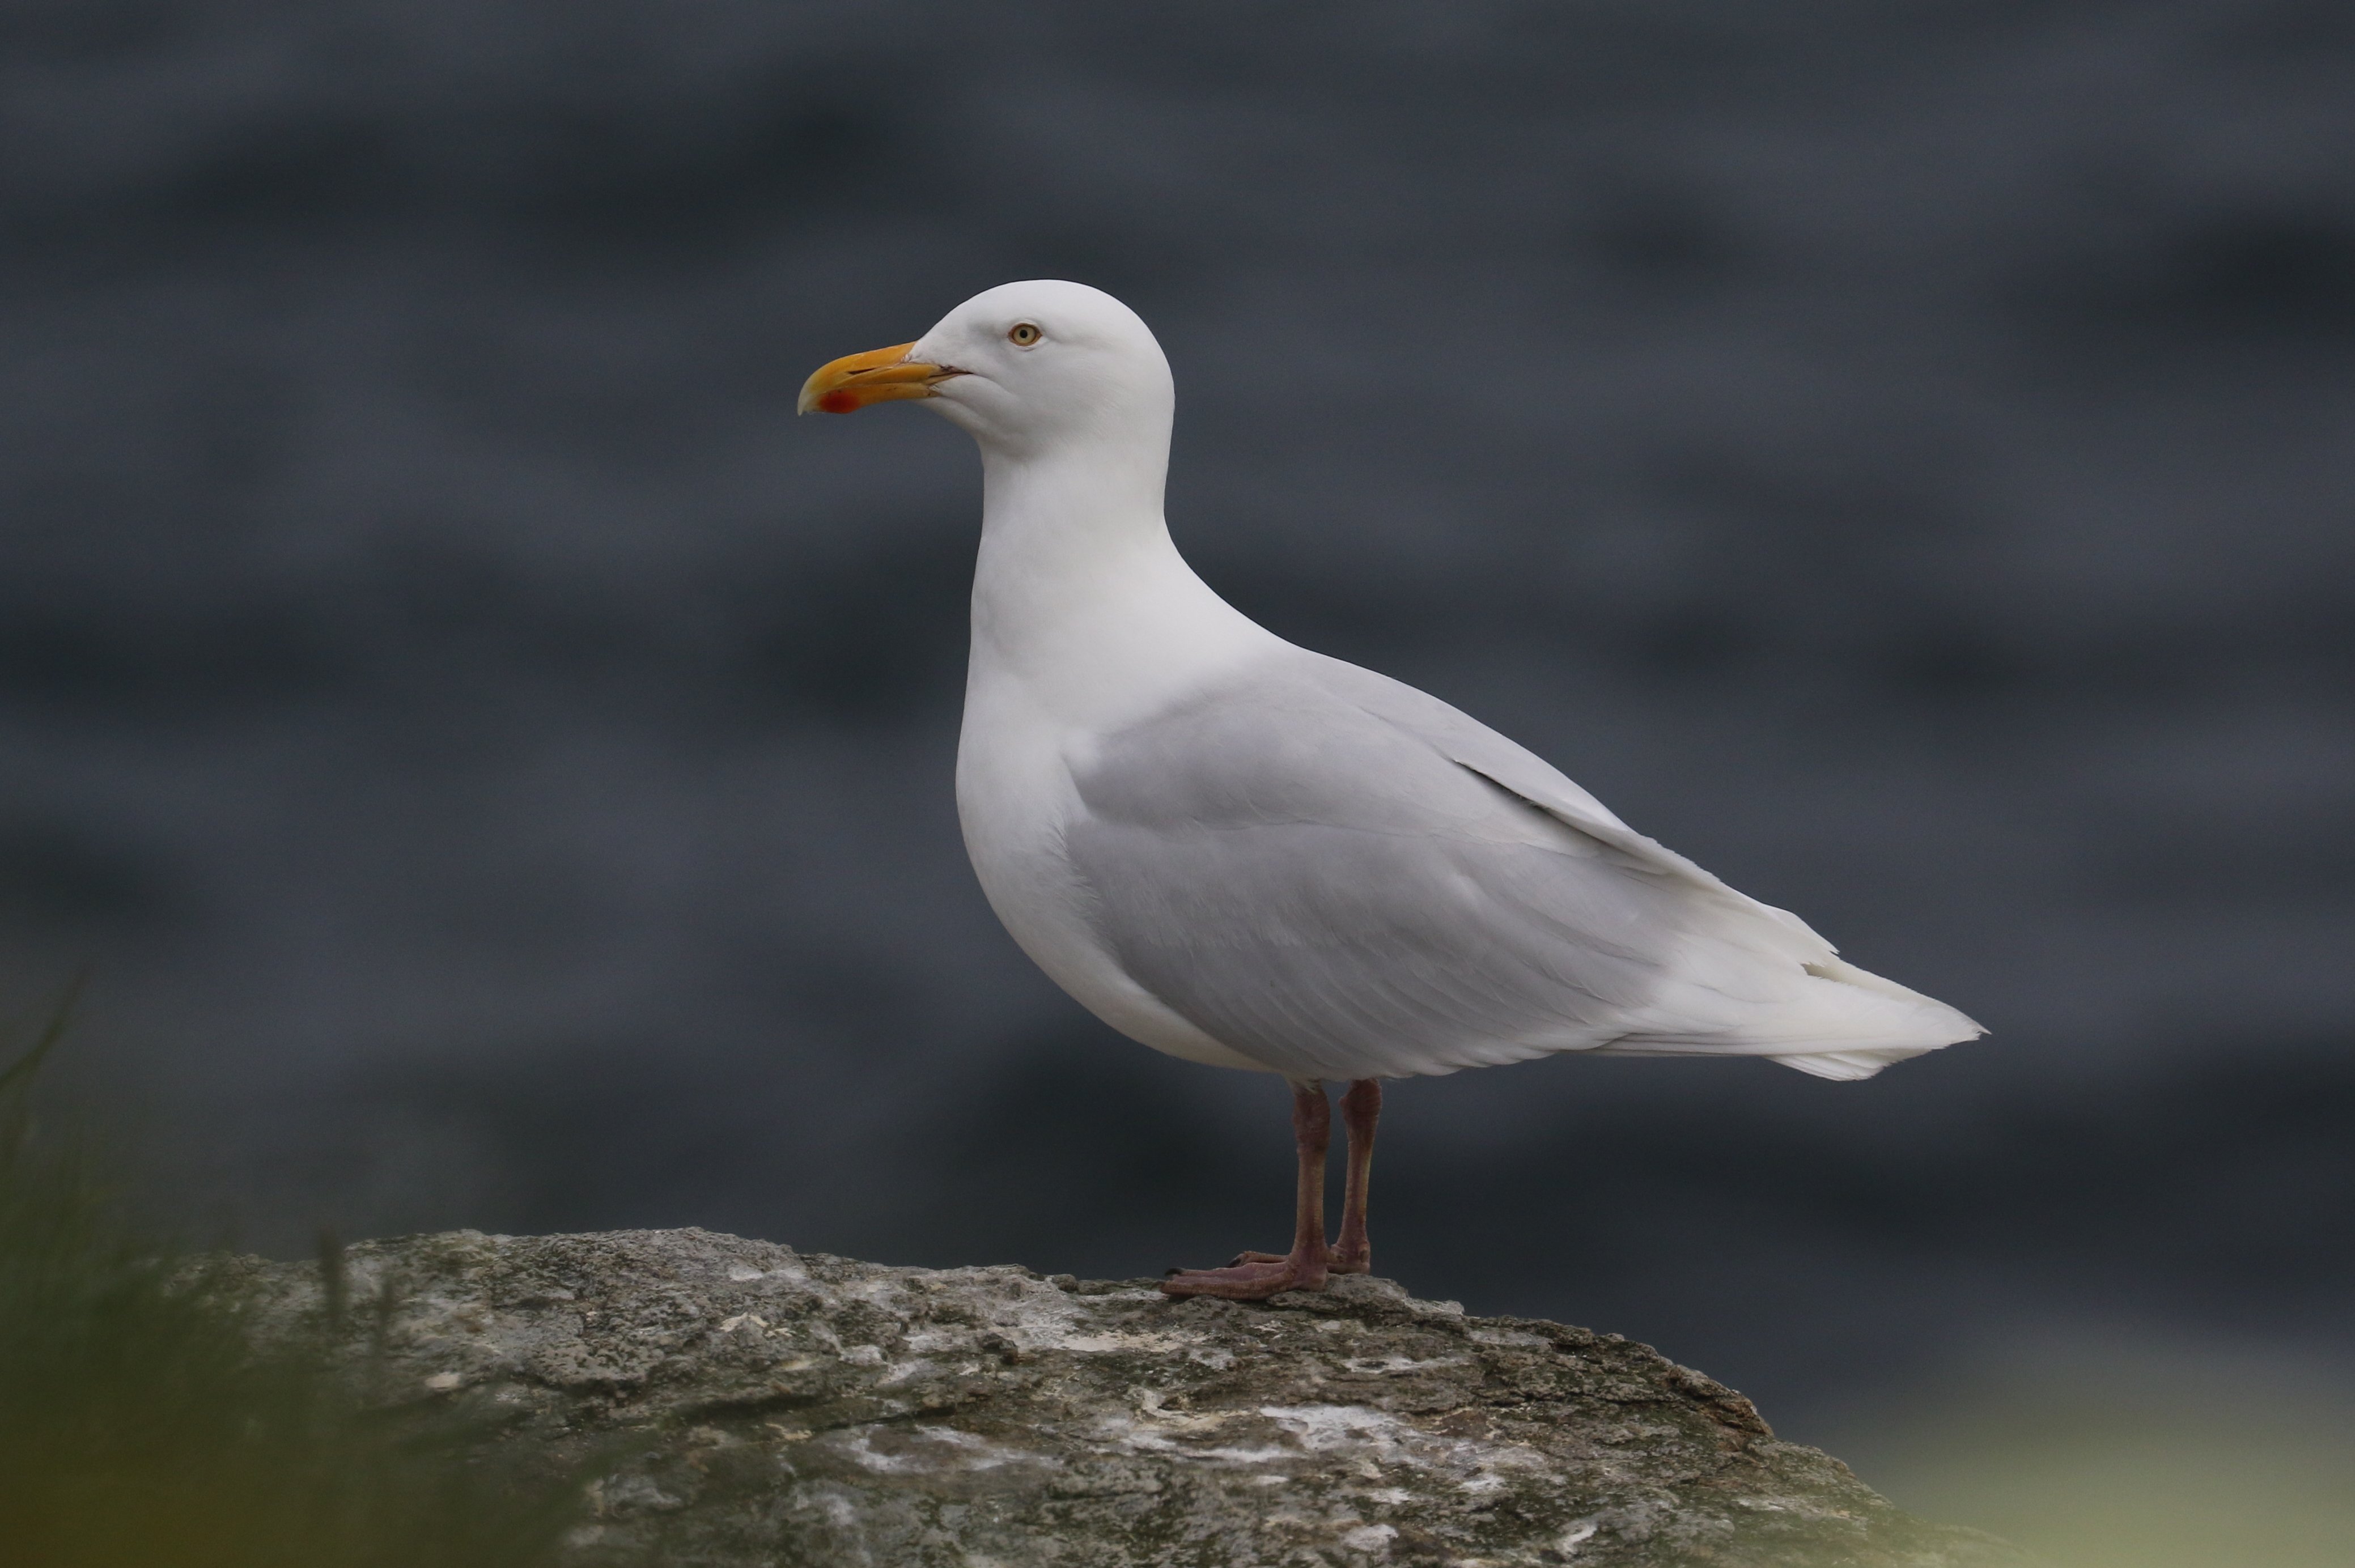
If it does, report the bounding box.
[1302,656,1988,1068]
[1305,654,1777,907]
[1063,657,1694,1081]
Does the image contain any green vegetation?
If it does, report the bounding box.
[1854,1362,2355,1568]
[0,995,588,1568]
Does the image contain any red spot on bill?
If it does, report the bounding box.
[818,389,862,414]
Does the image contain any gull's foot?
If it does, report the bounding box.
[1227,1246,1369,1274]
[1161,1251,1328,1300]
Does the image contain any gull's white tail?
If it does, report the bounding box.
[1596,902,1986,1080]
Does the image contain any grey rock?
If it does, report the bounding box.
[230,1227,2020,1567]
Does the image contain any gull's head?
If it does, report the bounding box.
[798,281,1173,460]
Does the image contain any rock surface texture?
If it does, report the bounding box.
[234,1228,2018,1567]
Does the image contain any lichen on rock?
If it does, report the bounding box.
[228,1227,2019,1567]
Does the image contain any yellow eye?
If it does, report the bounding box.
[1008,322,1041,346]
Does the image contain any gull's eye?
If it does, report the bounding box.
[1008,322,1042,347]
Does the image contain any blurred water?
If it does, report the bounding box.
[1,0,2350,1528]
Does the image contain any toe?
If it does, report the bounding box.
[1160,1260,1303,1301]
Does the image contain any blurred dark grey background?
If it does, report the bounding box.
[3,0,2350,1494]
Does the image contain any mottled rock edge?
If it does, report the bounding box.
[224,1227,2019,1568]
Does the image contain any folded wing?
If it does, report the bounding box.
[1062,650,1983,1082]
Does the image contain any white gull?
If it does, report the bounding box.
[801,280,1984,1299]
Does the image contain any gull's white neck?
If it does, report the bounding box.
[966,441,1274,736]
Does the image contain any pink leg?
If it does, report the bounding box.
[1205,1077,1384,1277]
[1162,1081,1333,1300]
[1329,1078,1381,1274]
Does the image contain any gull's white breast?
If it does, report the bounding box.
[953,526,1283,1074]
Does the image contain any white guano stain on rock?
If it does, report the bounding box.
[838,1425,1042,1476]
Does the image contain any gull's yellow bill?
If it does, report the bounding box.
[796,342,958,415]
